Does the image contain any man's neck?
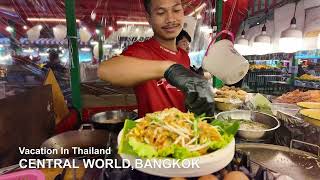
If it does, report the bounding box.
[154,36,177,52]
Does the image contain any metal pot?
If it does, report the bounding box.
[41,124,112,158]
[216,110,280,141]
[91,110,137,132]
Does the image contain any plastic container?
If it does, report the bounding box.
[0,170,45,180]
[271,103,300,116]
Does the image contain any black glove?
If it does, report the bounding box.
[164,64,215,116]
[190,66,204,76]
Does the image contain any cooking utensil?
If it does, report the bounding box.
[236,140,320,180]
[117,119,235,178]
[41,124,111,158]
[216,110,280,140]
[91,110,137,132]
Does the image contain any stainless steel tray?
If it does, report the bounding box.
[236,140,320,180]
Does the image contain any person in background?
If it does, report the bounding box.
[176,29,191,53]
[43,49,71,104]
[176,29,213,83]
[98,0,215,118]
[44,49,67,74]
[297,64,306,77]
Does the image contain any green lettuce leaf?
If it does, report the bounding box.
[208,134,233,150]
[158,145,175,157]
[119,119,238,160]
[118,119,138,156]
[128,137,158,158]
[172,146,200,159]
[211,120,239,136]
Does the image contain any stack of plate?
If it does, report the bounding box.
[297,102,320,127]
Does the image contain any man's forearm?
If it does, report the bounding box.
[97,56,175,87]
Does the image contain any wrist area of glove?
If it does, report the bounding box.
[164,64,200,92]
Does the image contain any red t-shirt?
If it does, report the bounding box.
[122,38,190,117]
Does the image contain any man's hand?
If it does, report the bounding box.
[164,64,215,116]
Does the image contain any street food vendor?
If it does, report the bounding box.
[98,0,214,117]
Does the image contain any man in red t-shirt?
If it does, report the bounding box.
[98,0,214,117]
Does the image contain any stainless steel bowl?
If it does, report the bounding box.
[216,110,280,140]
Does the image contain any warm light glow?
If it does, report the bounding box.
[39,52,49,56]
[23,48,34,53]
[196,14,202,19]
[200,26,213,33]
[279,37,302,53]
[90,41,98,45]
[103,44,112,48]
[82,27,87,31]
[23,25,28,30]
[5,26,13,33]
[95,29,100,34]
[318,34,320,49]
[38,25,43,30]
[116,21,149,25]
[81,47,91,52]
[27,17,80,23]
[108,26,113,31]
[252,42,272,55]
[212,8,216,13]
[234,44,252,55]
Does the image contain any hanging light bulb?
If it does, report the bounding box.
[5,26,13,33]
[279,2,302,53]
[253,24,271,55]
[235,30,251,55]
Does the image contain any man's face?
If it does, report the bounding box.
[147,0,184,41]
[177,37,190,52]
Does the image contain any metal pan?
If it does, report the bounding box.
[236,140,320,180]
[91,110,137,132]
[41,124,111,159]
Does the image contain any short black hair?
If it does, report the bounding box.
[144,0,152,14]
[176,29,191,44]
[48,49,59,61]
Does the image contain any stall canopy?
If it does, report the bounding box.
[0,0,253,39]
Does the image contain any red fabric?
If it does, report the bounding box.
[54,109,78,134]
[122,38,190,117]
[223,0,249,35]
